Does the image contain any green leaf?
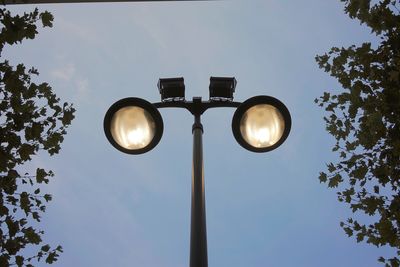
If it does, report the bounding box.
[45,251,59,264]
[15,255,24,267]
[374,186,379,194]
[24,227,42,244]
[61,107,75,126]
[353,165,368,180]
[322,92,330,102]
[18,143,35,161]
[36,168,48,184]
[32,211,41,222]
[20,191,30,214]
[319,172,327,183]
[41,244,50,252]
[327,163,336,172]
[0,205,9,216]
[356,232,364,242]
[344,227,353,237]
[40,11,53,27]
[6,216,19,237]
[328,174,343,188]
[4,239,20,255]
[43,194,52,202]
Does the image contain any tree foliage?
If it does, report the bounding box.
[315,0,400,265]
[0,7,75,266]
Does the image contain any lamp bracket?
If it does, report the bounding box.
[153,97,241,117]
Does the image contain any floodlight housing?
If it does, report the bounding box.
[104,97,164,154]
[158,77,185,102]
[209,77,237,101]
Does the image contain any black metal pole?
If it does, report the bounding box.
[190,114,208,267]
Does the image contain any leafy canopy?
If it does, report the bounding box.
[315,0,400,266]
[0,7,75,267]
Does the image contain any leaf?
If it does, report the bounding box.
[4,239,20,255]
[322,92,330,102]
[353,165,368,180]
[0,205,9,216]
[374,186,379,194]
[41,244,50,252]
[19,218,27,226]
[45,251,59,264]
[327,163,336,172]
[319,172,328,183]
[0,255,10,267]
[356,232,364,242]
[36,168,48,184]
[15,255,24,267]
[40,11,53,27]
[344,227,353,237]
[20,191,31,214]
[24,227,42,244]
[32,211,41,222]
[328,174,343,188]
[18,143,35,161]
[43,194,52,202]
[61,107,75,126]
[6,216,19,237]
[8,169,19,179]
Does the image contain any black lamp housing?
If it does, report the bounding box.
[104,97,164,155]
[209,77,237,101]
[158,77,185,102]
[231,95,291,153]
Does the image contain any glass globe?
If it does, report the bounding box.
[110,106,156,150]
[239,104,285,148]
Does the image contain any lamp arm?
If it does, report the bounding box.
[153,99,241,116]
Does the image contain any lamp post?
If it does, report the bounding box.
[103,77,291,267]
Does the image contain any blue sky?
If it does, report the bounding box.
[4,1,395,266]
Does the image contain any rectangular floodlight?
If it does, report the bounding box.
[209,76,236,101]
[158,77,185,102]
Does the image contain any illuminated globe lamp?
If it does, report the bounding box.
[232,95,291,152]
[103,97,163,154]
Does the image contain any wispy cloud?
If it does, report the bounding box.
[75,78,89,97]
[50,62,91,102]
[51,63,75,81]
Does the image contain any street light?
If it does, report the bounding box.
[232,95,291,152]
[104,97,163,154]
[104,77,291,267]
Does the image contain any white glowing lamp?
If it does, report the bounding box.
[232,96,291,152]
[104,97,163,154]
[240,104,285,148]
[110,106,155,150]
